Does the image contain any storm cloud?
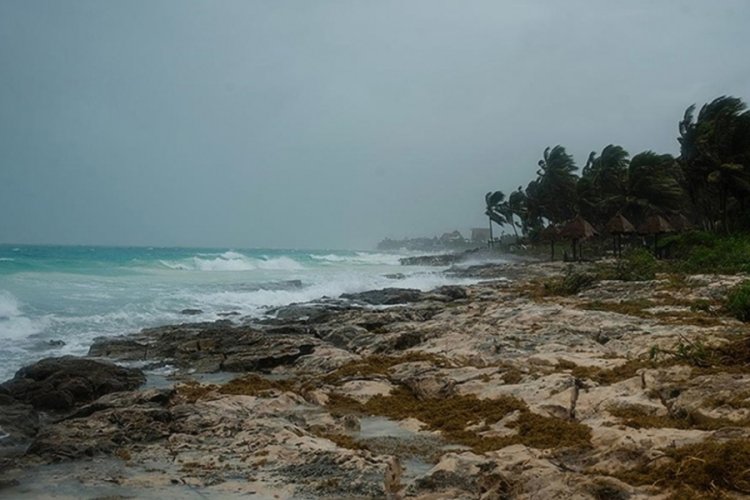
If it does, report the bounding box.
[1,1,749,248]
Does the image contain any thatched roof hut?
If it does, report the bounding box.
[606,213,636,258]
[668,213,692,232]
[638,215,675,235]
[560,216,598,240]
[605,213,636,235]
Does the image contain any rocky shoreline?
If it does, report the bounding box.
[2,259,750,498]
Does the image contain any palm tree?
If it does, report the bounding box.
[523,179,545,237]
[625,151,686,221]
[535,146,579,223]
[579,148,686,226]
[577,145,630,225]
[507,188,527,239]
[484,191,507,247]
[679,96,750,232]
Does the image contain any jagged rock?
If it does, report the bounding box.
[7,260,750,498]
[27,389,173,461]
[399,254,461,266]
[341,288,424,305]
[0,393,39,453]
[384,273,406,280]
[322,325,370,349]
[266,303,343,324]
[180,308,203,315]
[0,357,145,412]
[294,345,359,373]
[431,285,469,301]
[222,340,316,372]
[90,323,320,373]
[89,337,149,360]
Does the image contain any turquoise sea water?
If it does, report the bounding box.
[0,245,474,380]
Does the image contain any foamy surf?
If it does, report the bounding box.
[0,291,50,342]
[159,251,305,272]
[0,245,480,380]
[309,251,403,266]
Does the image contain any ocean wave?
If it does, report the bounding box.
[0,290,49,341]
[0,290,21,319]
[309,251,402,266]
[188,270,479,318]
[159,251,304,272]
[0,258,14,262]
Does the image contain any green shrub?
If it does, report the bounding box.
[596,248,657,281]
[727,281,750,322]
[670,231,750,274]
[544,267,596,295]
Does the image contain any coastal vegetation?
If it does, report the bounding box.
[727,281,750,322]
[486,96,750,266]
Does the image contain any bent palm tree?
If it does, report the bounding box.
[679,96,750,231]
[625,151,686,221]
[535,146,579,223]
[578,145,630,225]
[484,191,507,247]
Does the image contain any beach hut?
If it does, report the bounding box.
[668,213,692,233]
[605,213,636,258]
[540,224,560,261]
[560,215,598,261]
[638,214,674,257]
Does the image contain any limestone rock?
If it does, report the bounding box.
[27,388,173,461]
[341,288,424,305]
[1,357,145,411]
[0,393,39,454]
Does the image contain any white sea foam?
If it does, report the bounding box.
[159,251,304,272]
[0,290,21,319]
[185,270,478,318]
[255,256,305,270]
[0,258,14,262]
[309,251,402,266]
[0,291,49,341]
[0,247,485,381]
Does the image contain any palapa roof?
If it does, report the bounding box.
[560,215,598,240]
[605,213,636,235]
[638,214,675,234]
[668,213,692,232]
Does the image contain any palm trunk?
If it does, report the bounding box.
[509,214,519,242]
[721,183,729,235]
[487,216,493,248]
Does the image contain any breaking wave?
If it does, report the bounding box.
[0,290,49,341]
[159,251,305,272]
[309,251,403,266]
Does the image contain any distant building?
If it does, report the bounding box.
[471,228,491,242]
[439,230,464,243]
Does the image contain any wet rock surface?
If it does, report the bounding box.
[1,357,146,411]
[3,259,750,498]
[89,323,319,373]
[0,393,38,451]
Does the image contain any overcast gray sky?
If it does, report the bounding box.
[1,1,748,249]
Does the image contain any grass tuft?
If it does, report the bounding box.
[617,439,750,497]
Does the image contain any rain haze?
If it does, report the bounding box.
[1,0,749,249]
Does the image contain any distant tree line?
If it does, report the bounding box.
[485,96,750,239]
